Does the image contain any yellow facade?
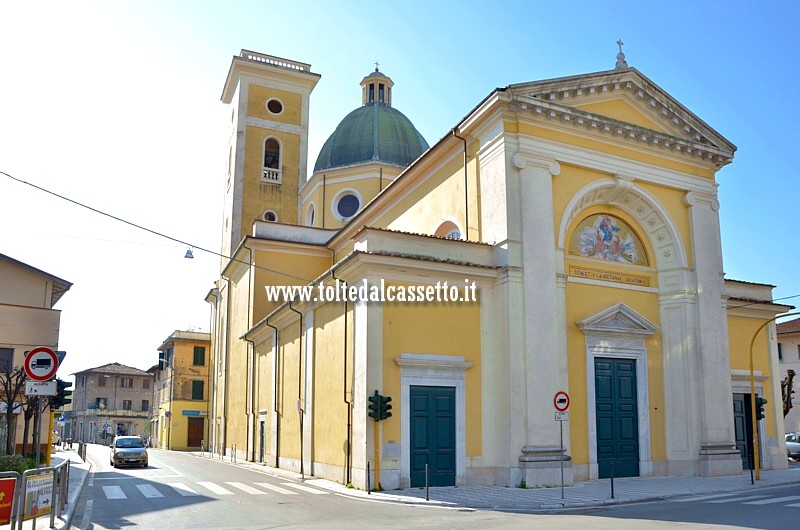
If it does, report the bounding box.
[208,51,790,490]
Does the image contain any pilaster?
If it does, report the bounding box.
[513,151,572,486]
[684,191,741,475]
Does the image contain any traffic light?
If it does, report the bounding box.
[379,395,392,420]
[368,390,381,421]
[60,379,73,406]
[755,396,768,421]
[48,378,73,409]
[368,391,393,421]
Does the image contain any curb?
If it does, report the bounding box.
[184,452,800,512]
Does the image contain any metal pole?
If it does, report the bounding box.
[610,461,615,499]
[425,463,429,501]
[560,419,565,499]
[367,461,371,495]
[34,399,42,469]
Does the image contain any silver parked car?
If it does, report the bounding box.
[110,436,149,468]
[786,432,800,460]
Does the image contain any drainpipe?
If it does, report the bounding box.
[206,289,216,452]
[322,174,327,228]
[265,318,280,468]
[452,129,468,239]
[288,298,304,479]
[330,267,352,485]
[379,167,383,193]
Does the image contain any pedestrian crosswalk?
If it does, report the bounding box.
[98,480,329,500]
[673,492,800,508]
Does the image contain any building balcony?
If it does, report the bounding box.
[261,168,282,184]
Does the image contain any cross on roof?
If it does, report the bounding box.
[374,61,380,72]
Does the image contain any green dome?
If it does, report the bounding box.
[314,102,429,173]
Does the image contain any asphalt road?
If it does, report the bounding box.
[72,445,800,529]
[565,483,800,529]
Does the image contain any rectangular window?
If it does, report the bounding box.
[98,376,106,387]
[141,400,149,412]
[143,379,150,389]
[379,83,385,102]
[0,347,13,372]
[121,378,132,388]
[122,400,132,411]
[779,343,783,362]
[368,83,375,102]
[95,397,107,408]
[191,380,204,400]
[193,346,206,366]
[80,375,86,387]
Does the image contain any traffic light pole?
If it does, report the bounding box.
[374,422,380,491]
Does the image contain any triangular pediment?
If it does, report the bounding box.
[508,68,736,167]
[577,302,658,337]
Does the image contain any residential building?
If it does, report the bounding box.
[206,49,790,490]
[0,253,71,454]
[68,363,153,444]
[777,318,800,433]
[155,331,211,450]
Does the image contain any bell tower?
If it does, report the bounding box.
[220,50,320,258]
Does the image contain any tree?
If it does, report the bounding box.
[0,356,26,454]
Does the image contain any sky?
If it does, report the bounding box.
[1,1,799,379]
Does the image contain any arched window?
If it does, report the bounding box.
[435,220,463,240]
[263,210,278,222]
[306,203,316,227]
[262,137,282,184]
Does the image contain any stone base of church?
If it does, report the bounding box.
[697,442,744,477]
[518,445,574,487]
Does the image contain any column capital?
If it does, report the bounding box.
[513,152,561,176]
[684,191,719,211]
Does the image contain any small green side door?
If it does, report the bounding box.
[410,386,456,487]
[595,358,639,478]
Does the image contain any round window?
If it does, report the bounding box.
[336,194,360,218]
[266,98,283,115]
[263,210,278,222]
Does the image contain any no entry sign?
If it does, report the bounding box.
[24,347,59,381]
[553,391,570,412]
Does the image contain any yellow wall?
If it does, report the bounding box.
[311,301,353,467]
[247,85,302,126]
[574,98,667,132]
[253,248,331,321]
[276,321,302,460]
[382,291,482,457]
[225,268,253,452]
[381,143,480,240]
[509,121,716,180]
[565,281,665,465]
[243,125,300,233]
[728,315,777,437]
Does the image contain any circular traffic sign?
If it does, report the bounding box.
[24,347,59,381]
[553,391,570,412]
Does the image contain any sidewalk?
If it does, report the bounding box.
[190,451,800,511]
[1,447,90,530]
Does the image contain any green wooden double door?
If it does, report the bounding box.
[595,357,640,478]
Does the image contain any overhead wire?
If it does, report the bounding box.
[1,170,314,283]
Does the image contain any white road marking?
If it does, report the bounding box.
[226,482,267,495]
[744,495,800,505]
[705,494,770,503]
[102,485,127,499]
[135,484,164,498]
[168,483,199,496]
[256,482,298,495]
[281,482,329,495]
[197,481,234,495]
[78,499,93,530]
[164,465,184,477]
[672,492,738,502]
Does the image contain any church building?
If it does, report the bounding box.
[205,48,789,489]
